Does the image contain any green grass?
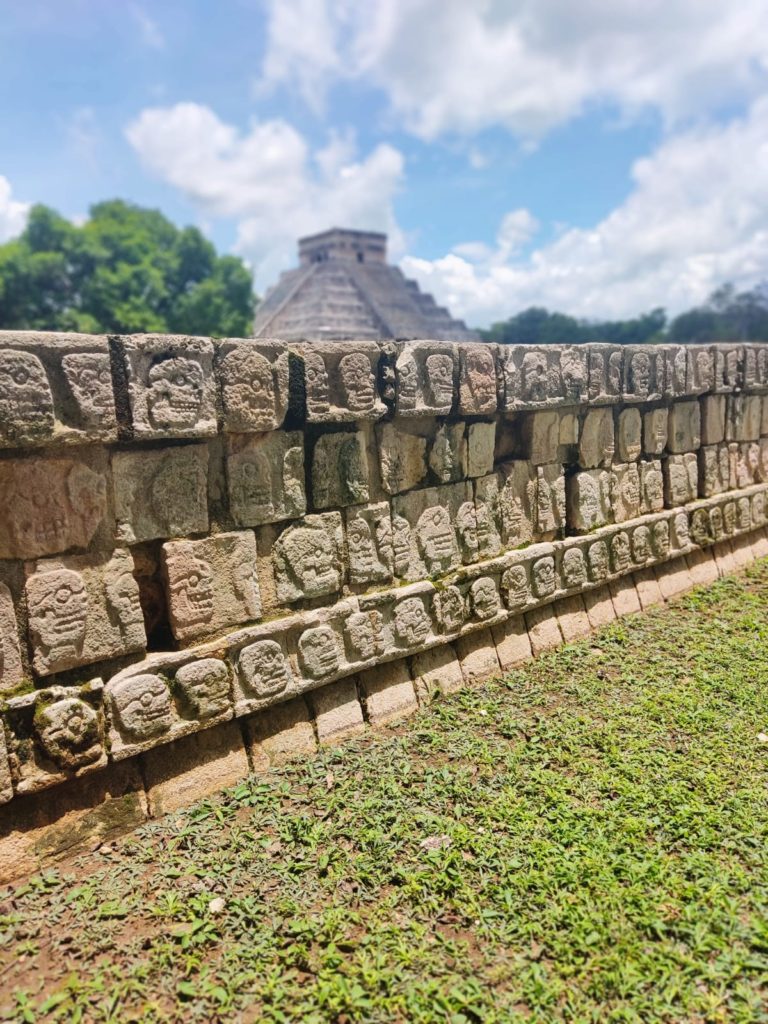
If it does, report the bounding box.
[4,565,768,1022]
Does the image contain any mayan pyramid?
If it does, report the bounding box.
[253,228,478,341]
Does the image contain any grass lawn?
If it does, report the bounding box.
[4,565,768,1022]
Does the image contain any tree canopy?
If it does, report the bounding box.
[0,200,256,336]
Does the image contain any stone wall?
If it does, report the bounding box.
[2,332,768,868]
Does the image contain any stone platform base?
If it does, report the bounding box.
[2,533,765,885]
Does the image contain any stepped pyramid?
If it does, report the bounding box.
[253,228,478,341]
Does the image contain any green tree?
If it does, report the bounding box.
[480,306,666,345]
[668,283,768,343]
[0,200,256,335]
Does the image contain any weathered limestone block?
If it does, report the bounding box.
[358,661,418,725]
[583,585,617,628]
[609,530,632,574]
[0,333,117,447]
[312,431,369,508]
[113,444,209,544]
[667,401,701,453]
[432,584,468,636]
[470,485,503,560]
[559,543,588,591]
[587,345,623,404]
[491,615,533,669]
[713,345,742,393]
[3,680,107,795]
[244,697,316,766]
[757,439,768,483]
[396,342,456,417]
[650,518,672,560]
[567,469,611,531]
[302,342,385,422]
[586,538,611,583]
[392,482,472,579]
[579,408,614,468]
[118,335,217,440]
[501,345,587,410]
[459,343,498,414]
[762,396,768,436]
[622,346,662,402]
[163,532,261,642]
[230,627,296,714]
[536,464,566,534]
[735,443,760,488]
[655,557,694,599]
[617,408,642,463]
[525,605,563,655]
[345,502,394,585]
[467,422,496,477]
[699,445,730,497]
[0,454,108,560]
[559,411,579,447]
[639,460,665,515]
[477,460,536,548]
[216,339,289,432]
[500,559,533,614]
[661,345,690,398]
[411,645,464,700]
[743,345,768,392]
[310,679,365,744]
[556,594,591,641]
[633,568,664,609]
[726,395,762,442]
[378,421,430,493]
[609,576,641,616]
[629,524,653,567]
[520,411,560,464]
[686,345,715,395]
[26,549,145,676]
[226,431,305,527]
[273,513,344,603]
[610,463,642,523]
[664,453,699,506]
[530,554,558,601]
[0,583,23,696]
[388,589,436,654]
[701,395,726,445]
[643,408,668,456]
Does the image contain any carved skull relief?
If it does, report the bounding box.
[0,350,54,442]
[393,597,431,648]
[433,585,466,633]
[562,547,587,589]
[176,659,231,719]
[532,556,556,598]
[610,532,631,573]
[166,553,215,629]
[231,453,274,520]
[275,526,339,599]
[416,506,456,573]
[27,569,88,667]
[339,352,377,415]
[35,697,102,769]
[298,626,340,679]
[147,357,204,429]
[345,611,385,661]
[587,541,609,582]
[239,640,292,697]
[631,525,652,564]
[391,515,412,577]
[220,348,275,430]
[111,674,173,739]
[424,354,454,408]
[652,520,670,558]
[521,351,548,403]
[628,352,651,397]
[470,577,500,620]
[304,351,330,413]
[62,353,115,427]
[502,565,530,609]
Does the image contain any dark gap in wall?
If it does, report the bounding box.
[108,335,133,441]
[131,540,176,652]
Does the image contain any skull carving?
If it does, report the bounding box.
[62,353,115,427]
[652,520,670,558]
[166,553,214,630]
[239,640,292,697]
[304,351,330,412]
[463,347,496,412]
[396,351,418,410]
[631,525,651,564]
[298,627,340,679]
[610,532,631,573]
[434,585,465,632]
[111,674,172,739]
[347,517,377,578]
[456,502,479,562]
[562,547,586,589]
[176,659,230,719]
[230,453,274,521]
[27,569,88,667]
[532,556,556,598]
[502,565,530,609]
[561,350,586,401]
[470,577,500,620]
[220,348,275,431]
[393,597,431,647]
[35,697,102,769]
[345,611,385,661]
[339,352,377,415]
[283,447,306,517]
[0,350,54,442]
[587,541,609,582]
[392,515,412,576]
[275,526,339,599]
[146,357,204,429]
[104,551,143,638]
[424,353,454,408]
[628,353,651,397]
[521,351,548,403]
[416,506,456,572]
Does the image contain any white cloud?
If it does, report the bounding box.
[0,177,29,243]
[130,5,165,50]
[125,103,405,287]
[258,0,768,141]
[400,98,768,325]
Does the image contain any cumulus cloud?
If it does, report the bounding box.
[257,0,768,140]
[0,176,29,243]
[126,103,405,286]
[401,98,768,324]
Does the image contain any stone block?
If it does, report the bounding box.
[467,422,496,477]
[633,568,664,609]
[231,625,298,715]
[396,341,456,417]
[536,464,566,534]
[143,721,249,817]
[25,549,145,676]
[477,460,536,548]
[686,345,715,395]
[559,411,579,446]
[491,615,533,669]
[699,445,730,497]
[664,453,698,506]
[358,660,419,725]
[311,431,370,508]
[559,543,589,591]
[731,533,755,570]
[0,583,23,697]
[583,585,617,629]
[686,548,719,587]
[587,345,623,404]
[226,431,305,527]
[579,408,614,468]
[521,411,560,464]
[345,502,394,585]
[501,345,587,410]
[701,395,726,445]
[610,463,641,523]
[455,628,501,684]
[628,523,654,567]
[756,439,768,483]
[459,344,498,414]
[244,697,316,766]
[0,453,109,560]
[750,528,768,559]
[661,345,690,398]
[655,558,694,599]
[555,594,591,642]
[714,345,743,392]
[609,576,641,617]
[609,530,632,574]
[216,339,289,432]
[525,605,563,656]
[622,346,662,402]
[379,422,431,495]
[0,760,147,885]
[734,443,759,488]
[113,444,209,544]
[302,342,385,422]
[667,401,701,453]
[392,482,473,579]
[310,679,365,744]
[273,513,344,603]
[617,408,642,462]
[118,334,217,440]
[643,408,668,456]
[713,540,737,577]
[411,644,464,701]
[0,332,117,447]
[727,395,763,442]
[639,460,665,514]
[567,469,612,531]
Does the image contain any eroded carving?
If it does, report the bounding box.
[62,352,116,428]
[392,597,431,648]
[273,516,342,603]
[298,626,341,679]
[239,640,292,696]
[176,659,231,719]
[433,585,466,633]
[111,674,172,739]
[532,556,556,598]
[27,568,88,673]
[0,350,54,444]
[470,576,501,620]
[35,697,103,769]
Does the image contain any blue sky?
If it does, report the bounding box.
[1,0,767,327]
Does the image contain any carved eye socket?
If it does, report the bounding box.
[12,368,29,385]
[56,586,73,603]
